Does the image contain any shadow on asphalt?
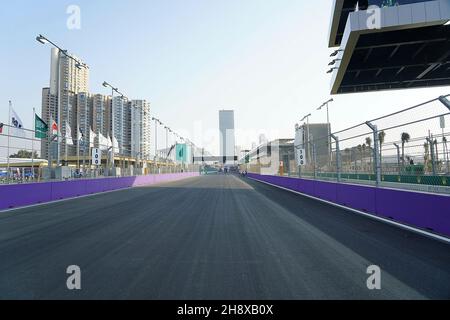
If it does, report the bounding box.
[241,176,450,299]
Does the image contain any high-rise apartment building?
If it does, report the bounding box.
[41,48,89,160]
[91,94,109,141]
[40,87,57,159]
[41,48,151,165]
[110,96,126,155]
[122,100,132,157]
[76,92,92,154]
[131,100,151,160]
[219,110,236,164]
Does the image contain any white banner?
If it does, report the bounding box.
[65,121,74,145]
[296,148,306,166]
[10,107,25,137]
[92,148,101,166]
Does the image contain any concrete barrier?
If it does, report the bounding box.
[0,172,199,211]
[248,173,450,238]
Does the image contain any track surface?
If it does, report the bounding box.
[0,175,449,299]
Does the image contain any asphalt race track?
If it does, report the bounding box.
[0,175,449,299]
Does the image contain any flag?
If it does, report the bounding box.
[89,128,96,148]
[98,132,109,151]
[10,108,25,137]
[112,136,119,150]
[77,126,84,144]
[79,127,84,140]
[65,121,74,145]
[176,144,187,162]
[51,119,58,136]
[35,114,48,139]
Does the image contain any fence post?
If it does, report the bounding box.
[313,143,317,179]
[366,122,381,187]
[331,134,341,182]
[393,143,401,175]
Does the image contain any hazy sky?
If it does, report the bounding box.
[1,0,449,155]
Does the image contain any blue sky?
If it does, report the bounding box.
[1,0,449,155]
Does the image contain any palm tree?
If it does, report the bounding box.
[357,144,363,172]
[362,144,367,171]
[433,139,439,162]
[401,132,411,166]
[365,137,372,149]
[365,137,372,168]
[378,131,386,169]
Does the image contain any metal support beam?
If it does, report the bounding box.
[331,134,341,182]
[439,96,450,110]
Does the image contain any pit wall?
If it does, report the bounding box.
[247,173,450,238]
[0,172,199,211]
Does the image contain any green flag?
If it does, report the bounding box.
[176,144,187,162]
[35,114,48,139]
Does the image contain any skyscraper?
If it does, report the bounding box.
[76,92,91,156]
[40,87,57,159]
[110,96,126,155]
[219,110,236,165]
[131,100,151,160]
[41,48,89,161]
[91,94,108,141]
[122,100,132,157]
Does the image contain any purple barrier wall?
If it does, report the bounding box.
[336,183,376,213]
[0,182,53,210]
[248,173,450,238]
[51,180,87,201]
[0,172,199,211]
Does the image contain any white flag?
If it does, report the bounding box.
[113,136,119,150]
[65,121,74,145]
[78,125,83,142]
[98,132,109,151]
[10,107,25,137]
[89,128,96,148]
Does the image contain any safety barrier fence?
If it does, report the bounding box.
[0,172,199,211]
[247,173,450,238]
[242,95,450,196]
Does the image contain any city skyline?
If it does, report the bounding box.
[1,0,450,304]
[2,1,449,156]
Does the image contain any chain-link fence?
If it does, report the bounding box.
[243,95,450,195]
[0,123,201,185]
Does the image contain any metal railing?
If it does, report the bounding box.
[244,95,450,195]
[0,123,200,185]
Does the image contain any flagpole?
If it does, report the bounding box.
[32,108,35,182]
[77,124,80,171]
[7,100,11,184]
[65,122,68,166]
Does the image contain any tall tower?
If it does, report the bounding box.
[219,110,235,165]
[131,100,151,160]
[41,48,89,161]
